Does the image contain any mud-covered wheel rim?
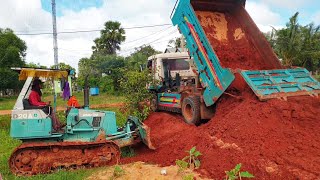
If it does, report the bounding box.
[184,103,193,120]
[11,150,38,175]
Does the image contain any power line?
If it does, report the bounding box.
[59,26,176,54]
[119,29,178,55]
[119,39,174,57]
[15,24,172,36]
[122,26,172,45]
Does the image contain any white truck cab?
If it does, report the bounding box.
[147,52,196,82]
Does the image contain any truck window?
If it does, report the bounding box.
[167,59,190,71]
[147,60,152,69]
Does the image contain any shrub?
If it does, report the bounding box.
[119,70,153,120]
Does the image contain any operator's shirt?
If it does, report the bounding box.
[29,90,47,106]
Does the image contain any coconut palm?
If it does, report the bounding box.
[92,21,126,55]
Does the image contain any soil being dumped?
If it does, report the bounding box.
[123,89,320,179]
[122,10,320,180]
[196,11,282,70]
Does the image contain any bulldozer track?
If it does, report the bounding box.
[9,140,120,176]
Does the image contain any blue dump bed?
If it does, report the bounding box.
[172,0,320,101]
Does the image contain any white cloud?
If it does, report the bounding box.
[313,11,320,24]
[246,1,282,32]
[261,0,313,9]
[0,0,179,71]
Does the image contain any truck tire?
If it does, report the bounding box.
[150,94,158,112]
[182,96,201,125]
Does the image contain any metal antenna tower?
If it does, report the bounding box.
[51,0,58,69]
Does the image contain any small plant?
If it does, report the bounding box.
[113,165,125,178]
[175,146,202,171]
[121,147,135,158]
[225,164,254,180]
[183,174,194,180]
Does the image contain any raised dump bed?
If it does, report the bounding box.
[172,0,320,100]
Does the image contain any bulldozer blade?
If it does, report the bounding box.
[140,124,156,150]
[129,116,156,150]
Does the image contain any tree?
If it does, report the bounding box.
[50,62,76,72]
[26,62,47,69]
[92,21,126,55]
[94,54,125,91]
[266,12,320,72]
[77,55,125,92]
[274,12,301,66]
[77,57,97,88]
[168,36,186,48]
[0,28,26,92]
[125,45,160,71]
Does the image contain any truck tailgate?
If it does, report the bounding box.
[241,68,320,100]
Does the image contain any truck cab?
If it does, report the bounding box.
[147,52,216,125]
[147,52,196,86]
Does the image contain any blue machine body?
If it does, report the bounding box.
[11,108,120,141]
[10,107,152,148]
[171,0,235,106]
[11,110,53,139]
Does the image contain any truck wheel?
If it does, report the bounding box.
[150,94,158,112]
[182,96,201,125]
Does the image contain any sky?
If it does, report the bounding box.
[0,0,319,71]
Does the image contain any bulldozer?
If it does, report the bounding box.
[9,67,154,176]
[148,0,320,124]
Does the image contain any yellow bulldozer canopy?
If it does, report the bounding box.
[13,68,69,80]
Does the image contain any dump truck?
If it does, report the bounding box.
[9,68,154,176]
[148,0,320,124]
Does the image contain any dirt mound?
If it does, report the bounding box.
[123,91,320,179]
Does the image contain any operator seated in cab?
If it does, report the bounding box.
[29,78,62,131]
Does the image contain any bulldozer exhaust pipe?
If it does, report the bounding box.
[84,75,89,108]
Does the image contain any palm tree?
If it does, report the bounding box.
[275,12,301,66]
[92,21,126,55]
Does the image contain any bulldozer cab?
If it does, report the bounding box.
[11,68,71,110]
[10,68,72,139]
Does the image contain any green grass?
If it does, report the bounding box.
[0,105,129,180]
[316,75,320,81]
[0,96,17,111]
[0,92,125,111]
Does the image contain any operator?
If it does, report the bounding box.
[29,78,62,131]
[29,78,50,107]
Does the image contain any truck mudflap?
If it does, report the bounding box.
[241,68,320,100]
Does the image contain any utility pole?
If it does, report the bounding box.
[51,0,58,113]
[51,0,58,69]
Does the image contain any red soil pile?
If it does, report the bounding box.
[123,87,320,179]
[122,8,320,180]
